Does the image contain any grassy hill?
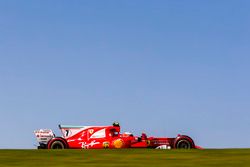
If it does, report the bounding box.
[0,149,250,167]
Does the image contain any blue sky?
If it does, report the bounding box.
[0,0,249,148]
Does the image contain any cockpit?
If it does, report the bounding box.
[109,128,119,137]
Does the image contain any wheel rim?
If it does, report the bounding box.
[53,144,63,149]
[177,140,191,149]
[51,141,64,149]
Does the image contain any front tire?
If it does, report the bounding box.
[50,140,65,149]
[176,139,192,149]
[174,135,195,149]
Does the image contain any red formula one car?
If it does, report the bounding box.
[34,122,199,149]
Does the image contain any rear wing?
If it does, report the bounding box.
[34,129,55,144]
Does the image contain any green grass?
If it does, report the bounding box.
[0,149,250,167]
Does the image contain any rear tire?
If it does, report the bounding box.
[50,140,65,149]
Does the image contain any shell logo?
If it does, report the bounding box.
[147,140,151,146]
[112,139,124,149]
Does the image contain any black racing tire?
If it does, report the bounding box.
[50,140,65,149]
[175,139,192,149]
